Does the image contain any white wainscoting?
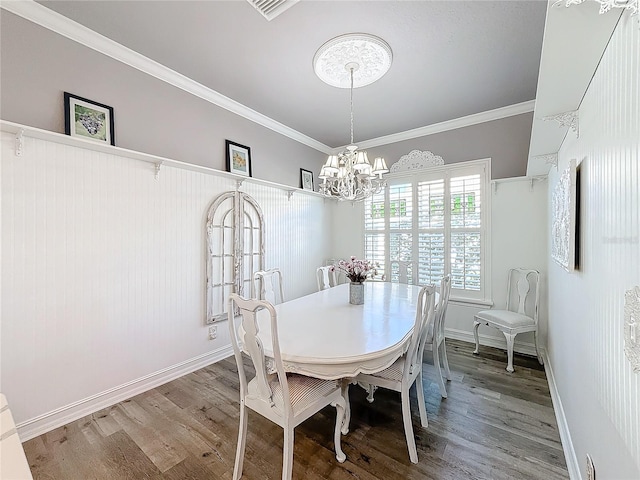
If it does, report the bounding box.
[0,131,332,440]
[547,17,640,479]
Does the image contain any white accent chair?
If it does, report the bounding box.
[473,268,542,373]
[316,266,337,291]
[355,284,436,464]
[228,294,347,480]
[425,274,452,398]
[253,268,285,305]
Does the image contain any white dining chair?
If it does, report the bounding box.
[390,260,412,284]
[355,284,436,464]
[253,268,285,305]
[316,266,337,291]
[473,268,542,373]
[424,274,452,398]
[227,293,347,480]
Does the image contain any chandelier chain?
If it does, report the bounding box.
[316,35,390,202]
[349,67,354,145]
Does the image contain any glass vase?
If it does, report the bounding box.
[349,282,364,305]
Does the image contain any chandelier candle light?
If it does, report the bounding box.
[314,34,392,202]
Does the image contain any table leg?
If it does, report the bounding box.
[340,379,351,435]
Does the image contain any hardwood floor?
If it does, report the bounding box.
[23,340,568,479]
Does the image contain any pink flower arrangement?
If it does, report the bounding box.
[332,256,374,283]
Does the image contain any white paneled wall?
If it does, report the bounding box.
[0,131,331,440]
[547,16,639,479]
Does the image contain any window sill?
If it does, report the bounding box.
[449,297,493,308]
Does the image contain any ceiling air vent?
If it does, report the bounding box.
[247,0,299,21]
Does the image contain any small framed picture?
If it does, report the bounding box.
[225,140,252,177]
[64,92,115,145]
[300,168,314,191]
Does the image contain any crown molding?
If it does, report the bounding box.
[353,100,536,151]
[3,1,535,155]
[1,0,332,154]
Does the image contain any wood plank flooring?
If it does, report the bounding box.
[23,340,568,479]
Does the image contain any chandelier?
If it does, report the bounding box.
[313,34,392,202]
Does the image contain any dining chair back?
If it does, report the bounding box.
[253,268,285,305]
[473,268,542,372]
[316,266,337,291]
[228,294,347,480]
[390,260,412,284]
[355,284,436,463]
[425,274,452,398]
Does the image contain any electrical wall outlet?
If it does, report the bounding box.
[586,454,596,480]
[208,326,217,340]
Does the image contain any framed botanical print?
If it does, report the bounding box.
[225,140,252,177]
[64,92,115,145]
[300,168,314,191]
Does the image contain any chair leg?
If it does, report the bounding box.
[366,384,378,403]
[473,321,481,354]
[233,402,248,480]
[416,371,429,428]
[333,398,347,463]
[534,331,544,365]
[340,380,351,435]
[441,339,452,381]
[401,386,418,464]
[503,332,516,373]
[433,341,448,398]
[282,425,295,480]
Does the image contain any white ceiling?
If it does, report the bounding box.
[33,0,547,151]
[527,1,622,176]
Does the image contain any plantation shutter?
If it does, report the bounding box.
[363,159,489,301]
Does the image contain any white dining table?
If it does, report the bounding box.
[254,281,427,380]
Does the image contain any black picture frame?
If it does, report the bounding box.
[64,92,115,146]
[300,168,314,191]
[225,140,252,177]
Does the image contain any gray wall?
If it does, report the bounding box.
[1,11,533,187]
[362,113,534,180]
[0,12,326,187]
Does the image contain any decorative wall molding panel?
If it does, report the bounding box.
[551,159,577,272]
[624,286,640,373]
[543,110,579,137]
[390,150,444,173]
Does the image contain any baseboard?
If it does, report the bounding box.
[542,350,581,480]
[445,327,538,357]
[17,345,233,442]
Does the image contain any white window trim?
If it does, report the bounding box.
[364,157,492,305]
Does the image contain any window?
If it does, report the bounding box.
[364,159,490,302]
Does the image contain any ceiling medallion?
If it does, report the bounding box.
[314,33,392,202]
[313,33,393,89]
